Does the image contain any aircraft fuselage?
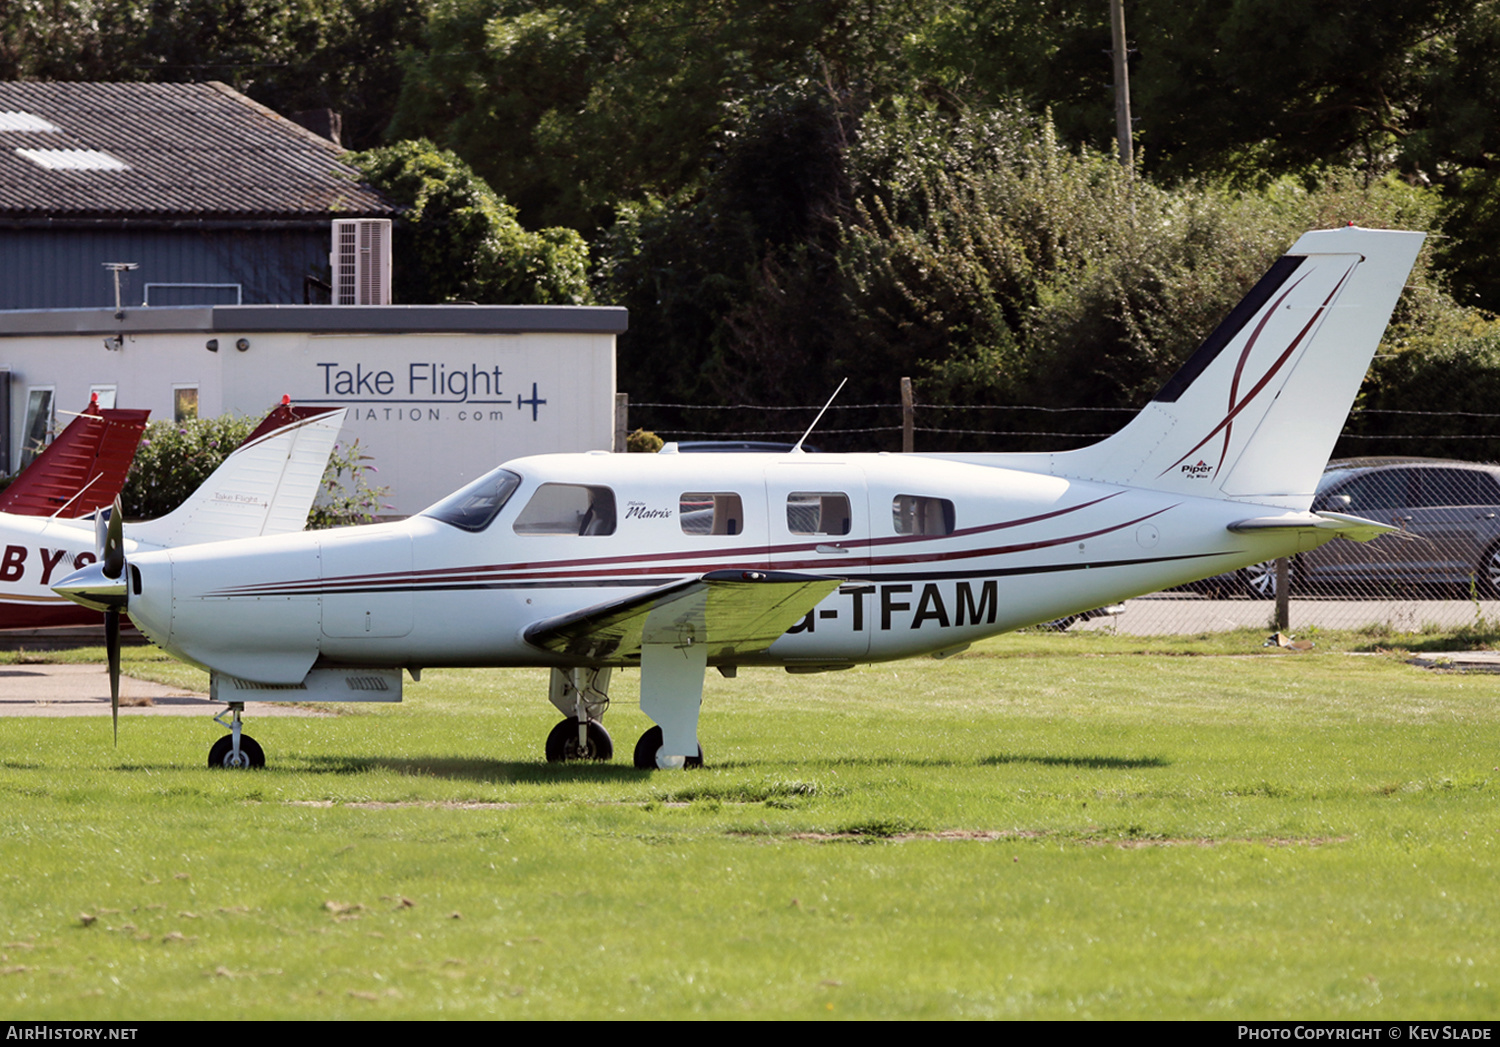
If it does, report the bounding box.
[115,451,1311,685]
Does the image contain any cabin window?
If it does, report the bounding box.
[786,492,851,536]
[514,484,617,536]
[680,493,744,535]
[422,468,522,533]
[892,495,955,536]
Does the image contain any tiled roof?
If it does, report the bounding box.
[0,82,393,220]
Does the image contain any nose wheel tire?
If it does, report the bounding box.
[545,718,614,762]
[208,733,264,769]
[632,726,703,770]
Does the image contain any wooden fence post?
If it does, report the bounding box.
[901,377,914,453]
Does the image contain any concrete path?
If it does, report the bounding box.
[1075,595,1500,636]
[0,664,323,716]
[1404,650,1500,673]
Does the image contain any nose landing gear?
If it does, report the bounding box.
[208,703,264,769]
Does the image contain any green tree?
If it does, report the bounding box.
[0,0,428,149]
[346,140,592,304]
[389,0,947,233]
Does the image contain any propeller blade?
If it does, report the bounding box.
[102,496,124,580]
[105,608,120,745]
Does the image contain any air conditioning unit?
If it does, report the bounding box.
[331,219,392,305]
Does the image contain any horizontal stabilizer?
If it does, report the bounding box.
[1228,511,1398,543]
[524,570,843,664]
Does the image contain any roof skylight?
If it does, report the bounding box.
[15,148,128,172]
[0,112,62,133]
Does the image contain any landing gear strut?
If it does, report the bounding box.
[545,668,615,763]
[208,703,264,769]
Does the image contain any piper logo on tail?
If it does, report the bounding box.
[1181,460,1214,478]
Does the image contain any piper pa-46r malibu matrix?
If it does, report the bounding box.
[56,227,1423,769]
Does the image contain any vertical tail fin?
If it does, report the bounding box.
[0,397,150,518]
[126,402,347,548]
[1047,226,1425,508]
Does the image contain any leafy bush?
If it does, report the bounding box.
[307,438,393,528]
[121,416,256,520]
[122,415,391,527]
[626,428,664,453]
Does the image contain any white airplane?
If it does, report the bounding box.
[55,227,1423,770]
[2,398,346,635]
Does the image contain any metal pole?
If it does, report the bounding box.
[614,392,628,453]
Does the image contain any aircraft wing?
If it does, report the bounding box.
[523,570,843,664]
[1228,511,1398,543]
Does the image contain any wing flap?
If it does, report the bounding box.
[523,570,843,664]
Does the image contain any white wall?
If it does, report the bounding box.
[0,306,622,516]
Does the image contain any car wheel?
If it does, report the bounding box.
[1479,544,1500,599]
[1241,558,1297,599]
[1240,560,1278,599]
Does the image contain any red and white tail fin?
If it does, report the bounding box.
[0,396,150,518]
[1007,227,1425,509]
[126,400,347,548]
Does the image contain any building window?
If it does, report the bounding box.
[18,387,54,470]
[90,385,117,409]
[173,386,199,423]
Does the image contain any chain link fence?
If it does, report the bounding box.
[1083,458,1500,636]
[625,394,1500,637]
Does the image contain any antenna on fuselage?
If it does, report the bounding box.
[792,378,847,453]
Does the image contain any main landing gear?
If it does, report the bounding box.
[208,703,264,769]
[543,665,706,770]
[632,726,703,770]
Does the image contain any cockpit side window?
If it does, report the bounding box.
[680,493,744,535]
[421,468,522,533]
[514,484,617,536]
[892,495,955,535]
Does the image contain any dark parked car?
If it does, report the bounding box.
[1207,458,1500,598]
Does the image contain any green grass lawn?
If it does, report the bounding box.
[1,630,1496,1018]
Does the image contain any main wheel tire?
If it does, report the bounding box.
[545,718,613,762]
[208,733,265,769]
[632,726,703,770]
